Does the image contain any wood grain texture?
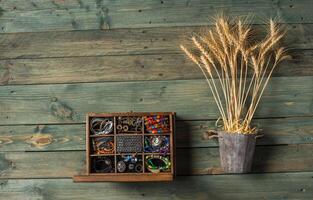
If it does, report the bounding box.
[0,24,312,60]
[0,76,313,125]
[1,144,313,177]
[0,0,311,33]
[0,76,313,124]
[0,172,313,200]
[0,0,311,198]
[0,49,312,85]
[73,174,174,182]
[0,124,84,151]
[177,117,313,148]
[0,76,312,124]
[178,144,313,175]
[0,117,312,151]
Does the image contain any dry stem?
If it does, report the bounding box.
[180,16,289,134]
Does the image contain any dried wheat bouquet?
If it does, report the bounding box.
[181,16,289,134]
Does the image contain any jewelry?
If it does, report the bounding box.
[144,136,170,154]
[128,163,135,170]
[151,136,162,147]
[93,137,114,154]
[122,155,138,163]
[117,155,142,173]
[90,118,113,135]
[117,116,142,133]
[117,124,123,131]
[117,161,127,173]
[116,135,142,153]
[144,115,170,134]
[122,125,129,132]
[93,157,113,173]
[145,155,171,173]
[135,164,143,173]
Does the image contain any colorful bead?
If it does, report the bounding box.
[144,115,169,134]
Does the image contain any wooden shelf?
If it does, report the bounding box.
[90,134,114,138]
[73,173,173,182]
[90,154,115,156]
[116,133,142,135]
[144,133,171,135]
[74,112,175,182]
[143,152,170,155]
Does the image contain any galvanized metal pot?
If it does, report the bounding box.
[218,131,258,173]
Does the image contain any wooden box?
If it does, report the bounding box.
[73,112,175,182]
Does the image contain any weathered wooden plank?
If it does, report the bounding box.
[177,117,313,148]
[1,172,313,200]
[0,54,198,85]
[1,145,313,177]
[0,24,312,60]
[179,144,313,175]
[0,117,312,151]
[0,0,311,33]
[0,76,311,125]
[0,124,84,151]
[0,49,312,85]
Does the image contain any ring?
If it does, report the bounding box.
[117,124,123,131]
[117,161,127,173]
[128,163,135,171]
[135,164,143,172]
[122,125,129,132]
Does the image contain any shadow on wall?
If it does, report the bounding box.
[174,118,193,176]
[252,134,277,173]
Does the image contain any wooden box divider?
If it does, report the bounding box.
[73,112,175,182]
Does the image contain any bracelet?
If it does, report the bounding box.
[135,164,143,173]
[144,115,170,134]
[90,118,113,135]
[145,155,171,173]
[93,137,114,154]
[93,157,113,173]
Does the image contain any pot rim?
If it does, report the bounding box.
[217,130,258,135]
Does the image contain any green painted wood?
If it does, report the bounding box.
[0,117,312,151]
[0,1,311,199]
[1,144,313,177]
[0,172,313,200]
[0,124,85,151]
[0,50,312,85]
[0,0,311,33]
[178,144,313,175]
[176,117,313,148]
[0,76,311,125]
[0,24,311,60]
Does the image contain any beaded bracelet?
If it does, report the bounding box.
[145,155,171,173]
[93,137,114,154]
[144,115,170,134]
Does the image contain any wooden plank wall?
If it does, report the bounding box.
[0,0,312,199]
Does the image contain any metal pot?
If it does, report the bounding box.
[218,131,258,173]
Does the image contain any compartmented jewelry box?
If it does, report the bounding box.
[73,112,175,182]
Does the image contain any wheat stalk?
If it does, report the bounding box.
[180,16,289,134]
